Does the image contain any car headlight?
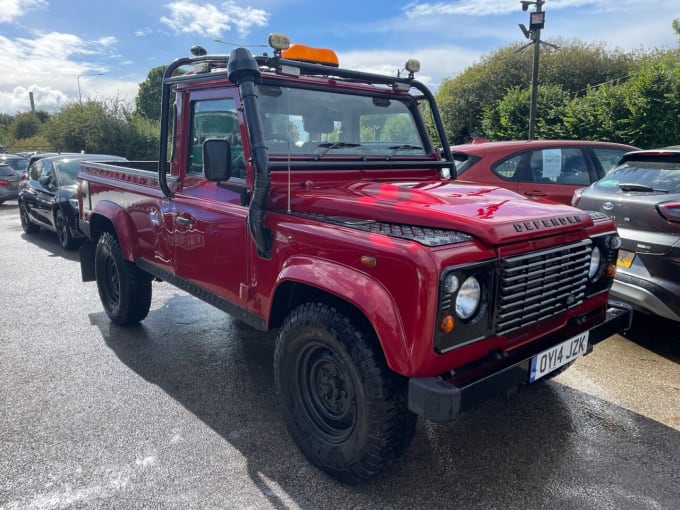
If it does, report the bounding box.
[69,198,79,211]
[455,276,481,319]
[588,245,601,280]
[443,273,459,294]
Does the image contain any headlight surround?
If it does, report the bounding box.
[455,276,481,320]
[588,245,601,280]
[436,262,494,353]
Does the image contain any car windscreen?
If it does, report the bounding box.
[596,155,680,194]
[55,160,81,185]
[451,152,481,174]
[256,84,428,159]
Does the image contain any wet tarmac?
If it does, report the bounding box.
[1,200,679,509]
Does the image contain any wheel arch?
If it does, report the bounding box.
[269,257,412,375]
[87,201,138,261]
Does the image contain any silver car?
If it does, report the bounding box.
[0,164,20,203]
[573,147,680,322]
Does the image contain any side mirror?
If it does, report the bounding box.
[203,138,232,181]
[38,174,51,187]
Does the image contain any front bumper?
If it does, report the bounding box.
[611,276,680,323]
[408,302,633,422]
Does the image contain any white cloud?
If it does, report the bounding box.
[98,36,117,47]
[160,1,268,38]
[0,32,121,113]
[0,0,46,23]
[0,85,68,115]
[340,46,482,90]
[403,0,674,18]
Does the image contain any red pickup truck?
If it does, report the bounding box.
[77,34,631,483]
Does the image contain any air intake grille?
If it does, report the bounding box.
[496,240,592,335]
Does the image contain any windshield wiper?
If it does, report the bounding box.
[618,182,669,193]
[386,144,424,159]
[314,142,363,159]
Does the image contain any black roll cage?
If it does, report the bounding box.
[157,51,454,198]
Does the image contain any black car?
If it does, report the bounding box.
[18,153,126,249]
[573,147,680,322]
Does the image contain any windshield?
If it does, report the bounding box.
[55,160,81,185]
[596,156,680,194]
[256,84,428,159]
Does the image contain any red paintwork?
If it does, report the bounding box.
[78,77,619,379]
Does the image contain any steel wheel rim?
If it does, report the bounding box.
[295,342,356,443]
[102,256,120,308]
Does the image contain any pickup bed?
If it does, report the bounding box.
[77,34,631,483]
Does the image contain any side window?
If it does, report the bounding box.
[28,161,42,181]
[555,148,589,185]
[493,153,526,181]
[188,98,244,178]
[592,148,629,175]
[523,148,590,185]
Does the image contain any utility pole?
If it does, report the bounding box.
[517,0,558,140]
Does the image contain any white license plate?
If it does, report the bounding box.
[529,331,589,382]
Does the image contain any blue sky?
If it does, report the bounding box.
[0,0,677,115]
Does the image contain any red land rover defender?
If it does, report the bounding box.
[77,34,630,483]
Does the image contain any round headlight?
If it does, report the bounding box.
[455,276,481,320]
[609,235,621,250]
[588,246,602,280]
[443,274,459,294]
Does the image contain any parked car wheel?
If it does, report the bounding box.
[274,302,416,483]
[19,200,39,234]
[55,209,76,250]
[95,232,152,325]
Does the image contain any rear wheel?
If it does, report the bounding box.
[55,209,76,250]
[95,232,152,325]
[19,201,39,234]
[274,302,416,483]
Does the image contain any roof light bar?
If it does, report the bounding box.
[282,43,339,67]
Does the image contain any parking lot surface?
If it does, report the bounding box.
[1,200,679,509]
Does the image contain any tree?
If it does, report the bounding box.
[135,65,167,122]
[619,51,680,148]
[45,98,157,159]
[562,49,680,148]
[7,111,49,140]
[436,39,637,143]
[482,84,570,140]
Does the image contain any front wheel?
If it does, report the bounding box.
[55,209,76,250]
[95,232,152,325]
[274,302,416,483]
[19,201,39,234]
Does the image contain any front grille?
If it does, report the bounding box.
[496,240,592,335]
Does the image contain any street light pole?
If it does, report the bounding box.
[517,0,557,140]
[77,73,104,103]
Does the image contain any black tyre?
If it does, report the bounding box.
[274,302,416,483]
[55,209,76,250]
[95,232,152,325]
[19,201,39,234]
